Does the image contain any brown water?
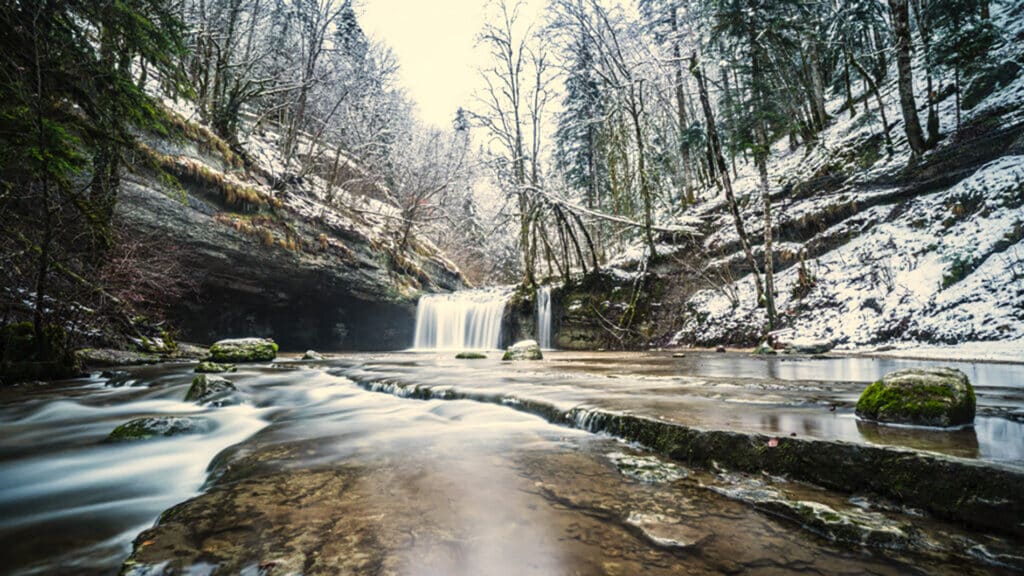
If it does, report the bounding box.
[0,352,1020,575]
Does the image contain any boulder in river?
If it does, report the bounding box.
[455,352,487,359]
[855,367,975,427]
[784,339,834,355]
[302,350,323,360]
[502,340,543,361]
[207,338,277,362]
[108,416,213,442]
[752,341,776,355]
[185,374,237,403]
[195,361,236,373]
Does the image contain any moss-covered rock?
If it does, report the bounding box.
[855,368,975,427]
[783,339,834,355]
[752,341,776,355]
[455,352,487,359]
[195,361,236,373]
[207,338,277,362]
[108,416,214,442]
[185,374,237,403]
[502,340,543,361]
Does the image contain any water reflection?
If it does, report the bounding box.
[856,420,980,458]
[338,351,1024,466]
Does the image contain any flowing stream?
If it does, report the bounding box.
[413,288,510,350]
[0,352,1021,575]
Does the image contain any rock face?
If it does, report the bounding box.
[855,368,976,427]
[502,340,543,361]
[108,416,213,441]
[115,135,464,353]
[208,338,277,362]
[185,374,237,403]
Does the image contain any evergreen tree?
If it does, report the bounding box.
[926,0,1002,130]
[0,0,186,352]
[554,28,605,208]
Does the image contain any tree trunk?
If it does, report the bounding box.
[911,0,940,147]
[848,48,895,153]
[809,44,829,131]
[889,0,928,159]
[671,6,693,204]
[628,87,656,257]
[749,38,778,328]
[690,53,765,304]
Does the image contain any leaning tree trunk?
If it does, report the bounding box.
[690,53,766,305]
[889,0,928,159]
[848,47,895,153]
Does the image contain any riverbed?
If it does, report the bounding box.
[1,351,1021,575]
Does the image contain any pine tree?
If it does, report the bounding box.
[927,0,1001,131]
[554,28,604,209]
[0,0,186,351]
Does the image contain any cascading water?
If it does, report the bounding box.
[413,289,511,350]
[536,286,552,349]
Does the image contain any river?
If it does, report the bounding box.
[0,351,1021,575]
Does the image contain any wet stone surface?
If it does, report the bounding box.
[1,354,1022,575]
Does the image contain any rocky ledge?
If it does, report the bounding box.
[348,372,1024,540]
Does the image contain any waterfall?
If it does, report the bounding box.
[536,286,552,350]
[413,289,510,350]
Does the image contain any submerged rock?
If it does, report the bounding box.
[625,512,711,549]
[607,452,688,483]
[455,352,487,359]
[108,416,213,442]
[302,350,323,360]
[709,473,915,550]
[502,340,543,361]
[208,338,278,363]
[194,361,236,373]
[185,374,237,403]
[855,367,975,427]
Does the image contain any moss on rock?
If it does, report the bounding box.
[855,368,975,427]
[185,374,237,403]
[108,416,213,441]
[455,352,487,359]
[195,361,236,373]
[502,340,543,361]
[207,338,277,363]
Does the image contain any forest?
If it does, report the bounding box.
[1,0,1023,573]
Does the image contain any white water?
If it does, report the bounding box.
[537,286,552,350]
[413,289,511,350]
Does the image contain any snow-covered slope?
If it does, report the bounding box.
[618,3,1024,352]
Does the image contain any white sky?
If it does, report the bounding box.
[358,0,547,128]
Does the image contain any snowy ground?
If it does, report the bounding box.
[836,339,1024,364]
[646,3,1024,351]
